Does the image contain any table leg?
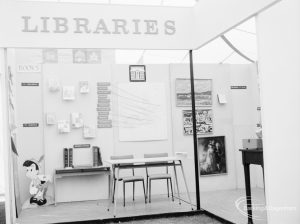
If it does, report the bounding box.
[173,164,181,205]
[113,167,120,218]
[108,172,111,199]
[179,162,193,210]
[54,174,57,206]
[243,163,253,224]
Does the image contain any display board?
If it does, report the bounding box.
[118,83,168,142]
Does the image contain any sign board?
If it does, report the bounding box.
[0,0,280,49]
[21,83,39,87]
[23,123,39,127]
[17,64,41,73]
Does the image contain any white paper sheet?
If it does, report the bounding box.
[118,83,168,141]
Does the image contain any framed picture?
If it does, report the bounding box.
[198,136,227,176]
[183,109,213,135]
[175,79,212,107]
[129,65,146,82]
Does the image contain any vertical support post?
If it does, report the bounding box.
[189,50,201,210]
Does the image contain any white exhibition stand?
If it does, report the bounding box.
[3,0,300,223]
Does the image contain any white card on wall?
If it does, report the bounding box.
[57,120,71,133]
[118,83,168,141]
[62,86,75,100]
[71,112,83,128]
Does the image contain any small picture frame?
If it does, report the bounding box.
[129,65,146,82]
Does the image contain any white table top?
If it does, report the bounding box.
[105,156,181,165]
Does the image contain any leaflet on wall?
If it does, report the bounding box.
[62,86,75,100]
[79,81,89,94]
[97,82,112,128]
[176,79,212,107]
[57,120,71,133]
[198,136,227,176]
[83,125,96,138]
[46,113,56,125]
[183,109,213,135]
[48,79,60,92]
[71,112,83,128]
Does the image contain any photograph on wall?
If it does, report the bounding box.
[62,86,75,100]
[71,112,83,128]
[183,109,213,135]
[79,81,89,94]
[46,113,56,125]
[43,49,58,63]
[57,120,71,133]
[73,49,87,63]
[86,49,101,63]
[198,136,227,176]
[176,79,212,107]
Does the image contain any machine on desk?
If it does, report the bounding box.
[242,139,263,150]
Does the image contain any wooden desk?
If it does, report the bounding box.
[105,157,193,217]
[239,149,264,224]
[54,166,111,205]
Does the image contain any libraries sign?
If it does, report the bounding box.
[21,17,176,36]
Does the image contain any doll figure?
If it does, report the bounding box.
[23,156,51,206]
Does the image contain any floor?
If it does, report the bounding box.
[201,188,267,224]
[17,194,196,224]
[16,188,266,224]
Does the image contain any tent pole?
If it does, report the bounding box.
[189,50,201,210]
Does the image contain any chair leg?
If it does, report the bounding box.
[123,182,125,207]
[142,181,147,204]
[146,177,149,201]
[167,179,170,198]
[169,178,174,201]
[149,180,151,203]
[112,179,116,203]
[133,182,135,201]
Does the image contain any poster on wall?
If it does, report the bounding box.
[175,79,212,107]
[57,120,71,133]
[118,83,168,141]
[198,136,227,176]
[62,86,75,100]
[183,109,213,135]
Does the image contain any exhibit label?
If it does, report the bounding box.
[23,123,39,127]
[17,64,41,73]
